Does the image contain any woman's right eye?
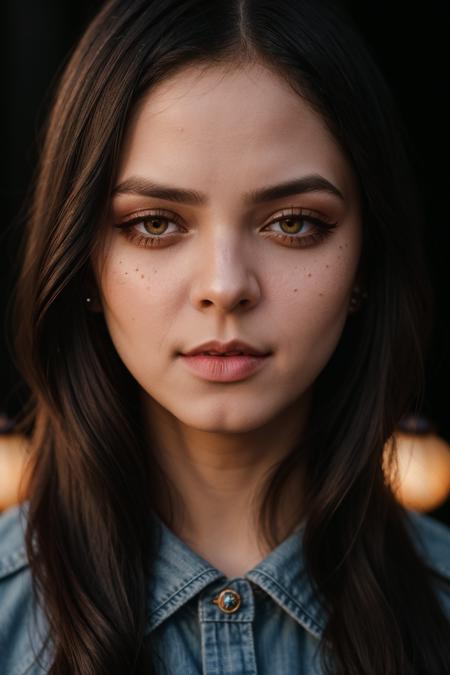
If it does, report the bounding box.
[114,210,185,248]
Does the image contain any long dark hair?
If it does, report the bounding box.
[10,0,450,673]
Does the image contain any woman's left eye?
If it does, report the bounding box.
[113,207,338,249]
[263,208,338,247]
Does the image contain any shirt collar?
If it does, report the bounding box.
[0,501,327,639]
[2,502,449,644]
[146,511,328,639]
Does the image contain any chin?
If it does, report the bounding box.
[174,402,280,434]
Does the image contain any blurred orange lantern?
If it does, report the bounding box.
[383,415,450,512]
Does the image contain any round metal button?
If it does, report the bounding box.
[212,588,242,614]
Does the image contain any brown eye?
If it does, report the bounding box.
[277,216,314,234]
[142,217,171,235]
[114,209,185,248]
[263,208,338,248]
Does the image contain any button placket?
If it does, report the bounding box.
[199,579,257,675]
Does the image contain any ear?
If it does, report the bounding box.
[352,254,367,291]
[347,263,369,315]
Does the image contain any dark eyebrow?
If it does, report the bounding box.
[112,173,344,205]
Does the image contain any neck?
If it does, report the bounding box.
[141,390,310,557]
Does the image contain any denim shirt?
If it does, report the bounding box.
[1,501,449,675]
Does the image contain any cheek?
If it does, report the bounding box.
[270,246,357,374]
[97,250,181,355]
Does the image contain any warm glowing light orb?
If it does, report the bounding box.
[384,431,450,512]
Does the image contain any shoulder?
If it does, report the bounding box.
[0,502,50,674]
[0,501,29,577]
[404,508,450,576]
[403,508,450,619]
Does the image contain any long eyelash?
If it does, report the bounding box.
[113,208,338,249]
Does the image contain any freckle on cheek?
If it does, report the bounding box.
[141,274,145,279]
[307,273,312,277]
[293,288,298,293]
[319,293,324,296]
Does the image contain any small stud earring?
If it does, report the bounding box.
[348,285,368,314]
[86,297,92,303]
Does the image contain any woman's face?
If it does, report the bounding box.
[94,61,362,434]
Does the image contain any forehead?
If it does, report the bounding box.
[116,61,358,204]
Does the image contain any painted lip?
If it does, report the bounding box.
[179,353,271,382]
[181,339,271,357]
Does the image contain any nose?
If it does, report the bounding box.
[189,233,261,314]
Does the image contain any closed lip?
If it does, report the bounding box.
[180,339,271,357]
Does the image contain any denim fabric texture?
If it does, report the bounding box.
[0,500,449,674]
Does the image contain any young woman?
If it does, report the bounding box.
[1,0,449,673]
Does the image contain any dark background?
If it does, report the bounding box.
[1,2,449,523]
